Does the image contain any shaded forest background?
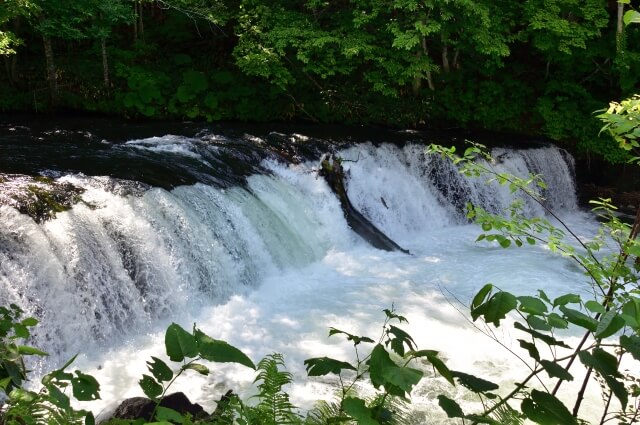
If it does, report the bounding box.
[1,0,639,165]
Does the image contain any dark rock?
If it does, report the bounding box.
[108,392,207,422]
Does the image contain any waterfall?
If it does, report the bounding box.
[0,136,578,363]
[2,133,596,422]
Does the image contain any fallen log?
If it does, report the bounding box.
[320,154,410,254]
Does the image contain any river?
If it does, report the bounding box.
[0,116,609,422]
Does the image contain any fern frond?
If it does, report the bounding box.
[251,353,301,425]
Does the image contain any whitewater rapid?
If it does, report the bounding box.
[0,138,606,422]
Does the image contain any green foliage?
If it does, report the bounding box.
[0,306,99,425]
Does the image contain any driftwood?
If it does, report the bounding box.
[320,154,410,254]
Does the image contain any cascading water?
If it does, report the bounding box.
[0,128,603,422]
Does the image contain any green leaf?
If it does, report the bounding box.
[156,406,184,424]
[342,397,379,425]
[559,306,597,332]
[139,374,163,400]
[621,298,640,329]
[386,325,416,356]
[604,375,628,409]
[579,348,620,377]
[0,377,12,390]
[546,313,568,329]
[382,365,423,393]
[328,328,375,345]
[518,296,548,316]
[147,357,173,382]
[552,294,580,307]
[407,350,454,385]
[471,284,493,310]
[623,10,640,26]
[20,317,38,327]
[595,310,625,339]
[472,291,517,326]
[498,237,511,248]
[584,300,605,315]
[17,345,48,356]
[183,363,209,375]
[71,371,100,401]
[383,309,408,323]
[540,360,573,381]
[527,315,552,331]
[368,345,397,390]
[165,323,198,362]
[85,412,95,425]
[304,357,357,376]
[514,322,571,348]
[522,390,578,425]
[620,335,640,361]
[47,384,70,409]
[194,329,255,369]
[452,371,498,393]
[13,323,29,338]
[437,395,464,418]
[518,339,540,362]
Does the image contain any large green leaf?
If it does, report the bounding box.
[71,371,100,401]
[552,294,580,307]
[540,360,573,381]
[407,350,454,385]
[514,322,571,348]
[518,339,540,361]
[17,345,48,356]
[522,390,578,425]
[386,325,416,356]
[452,371,498,393]
[578,348,620,377]
[620,335,640,361]
[194,330,255,369]
[304,357,356,376]
[472,291,517,326]
[437,395,464,418]
[342,397,379,425]
[621,298,640,329]
[604,375,628,409]
[165,323,198,362]
[471,284,494,310]
[369,344,422,394]
[518,296,548,316]
[139,374,162,400]
[382,365,423,393]
[155,406,185,424]
[595,310,625,339]
[559,306,597,332]
[369,344,397,389]
[147,357,173,382]
[624,10,640,26]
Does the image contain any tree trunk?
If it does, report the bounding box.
[616,2,625,52]
[442,42,450,73]
[422,36,435,91]
[453,48,460,70]
[133,2,138,42]
[101,37,110,89]
[42,36,58,105]
[139,2,144,41]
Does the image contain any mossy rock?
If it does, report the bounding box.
[0,174,85,223]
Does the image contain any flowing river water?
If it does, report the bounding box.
[0,118,611,422]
